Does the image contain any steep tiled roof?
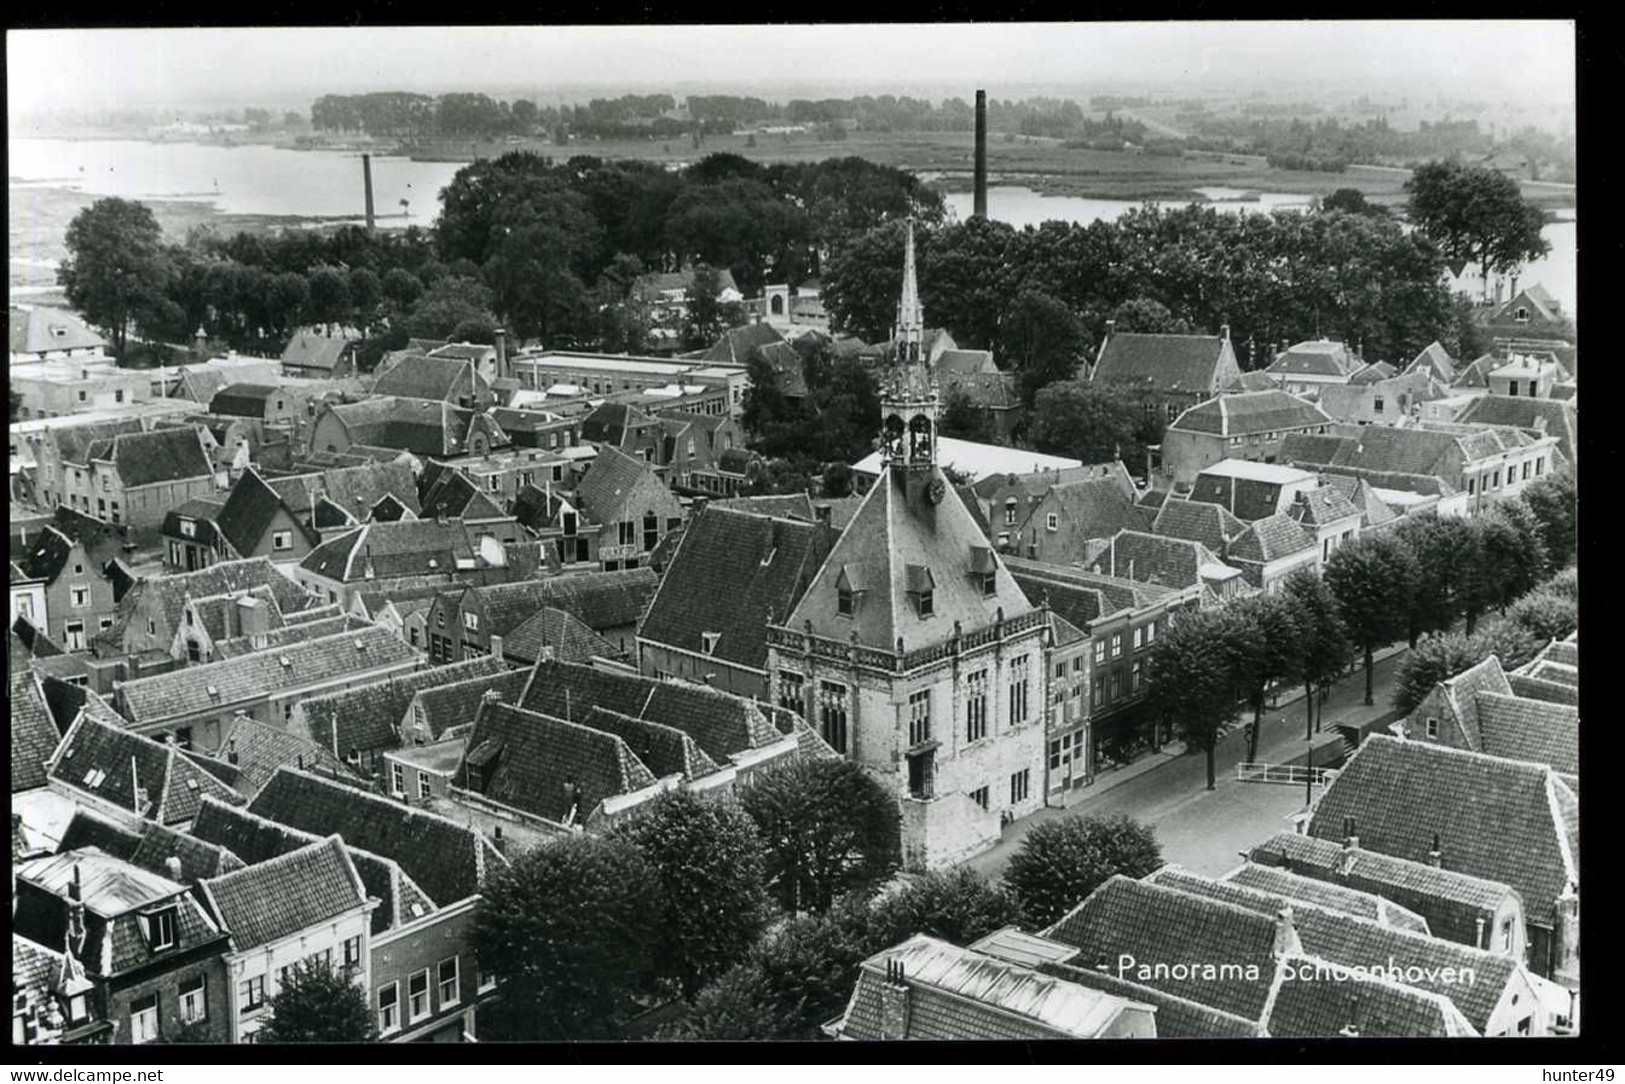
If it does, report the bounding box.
[1225,864,1430,935]
[1321,474,1398,530]
[403,668,531,745]
[200,836,367,950]
[298,518,483,582]
[580,706,721,782]
[1263,953,1476,1037]
[1280,426,1471,481]
[191,798,433,934]
[784,463,1035,652]
[46,712,245,825]
[1349,361,1398,385]
[322,397,480,457]
[100,557,312,650]
[1092,333,1232,394]
[211,613,370,659]
[56,809,142,861]
[522,567,660,631]
[1308,735,1577,919]
[418,467,507,520]
[494,607,615,665]
[115,625,419,725]
[934,348,999,377]
[754,341,809,399]
[249,767,505,906]
[16,525,80,584]
[1044,875,1279,1021]
[371,354,481,403]
[268,460,422,522]
[1039,959,1260,1038]
[298,655,511,759]
[207,383,278,418]
[10,305,108,354]
[639,507,832,673]
[1287,486,1362,529]
[1172,391,1332,437]
[1472,692,1578,775]
[280,331,354,372]
[1021,478,1145,551]
[1228,513,1316,565]
[1150,497,1247,553]
[459,702,659,822]
[697,321,785,365]
[12,670,61,792]
[215,714,357,796]
[1146,868,1516,1034]
[1454,395,1577,468]
[520,659,783,765]
[575,445,667,526]
[937,370,1021,410]
[128,819,245,882]
[1267,340,1358,378]
[1082,530,1230,589]
[837,935,1144,1040]
[215,468,315,558]
[98,427,213,487]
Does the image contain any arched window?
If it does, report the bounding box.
[770,294,785,316]
[884,414,906,460]
[908,414,933,461]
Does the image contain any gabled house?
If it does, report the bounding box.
[1161,391,1334,486]
[637,504,836,700]
[95,559,312,663]
[1008,477,1147,565]
[10,305,108,360]
[1225,513,1320,594]
[309,397,510,461]
[1147,497,1248,555]
[1285,484,1364,563]
[280,330,358,379]
[168,584,287,665]
[1479,284,1572,345]
[1453,395,1577,473]
[1080,529,1247,601]
[12,669,65,794]
[1307,734,1579,987]
[1403,341,1458,385]
[82,426,218,529]
[495,607,616,667]
[14,524,119,652]
[160,497,229,573]
[1089,326,1243,437]
[1263,339,1361,396]
[1320,370,1451,427]
[196,836,375,1042]
[44,710,246,830]
[825,933,1157,1040]
[13,849,233,1044]
[574,445,685,572]
[416,463,509,522]
[371,354,494,410]
[969,462,1137,552]
[212,467,322,566]
[1396,654,1578,775]
[293,517,528,609]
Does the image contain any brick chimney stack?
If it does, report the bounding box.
[363,154,376,231]
[879,959,912,1039]
[973,90,988,220]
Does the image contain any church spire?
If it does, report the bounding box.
[894,219,925,365]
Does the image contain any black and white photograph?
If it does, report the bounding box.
[6,19,1584,1059]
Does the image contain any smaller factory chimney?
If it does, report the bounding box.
[973,90,988,220]
[363,153,376,231]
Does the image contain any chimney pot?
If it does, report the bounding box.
[165,856,183,881]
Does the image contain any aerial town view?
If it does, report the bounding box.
[8,21,1580,1059]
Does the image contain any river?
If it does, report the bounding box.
[10,137,1576,319]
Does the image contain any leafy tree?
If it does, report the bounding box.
[303,265,353,333]
[1110,297,1193,335]
[1228,594,1309,762]
[482,222,595,347]
[1471,615,1545,673]
[866,868,1026,950]
[1406,160,1550,299]
[742,353,794,444]
[1503,587,1577,645]
[1320,188,1388,217]
[1028,381,1142,465]
[256,962,373,1043]
[608,791,773,999]
[938,385,995,443]
[1521,473,1577,568]
[1391,630,1486,716]
[739,456,817,497]
[381,266,424,309]
[681,263,737,350]
[1279,571,1351,735]
[1542,565,1578,603]
[448,314,499,345]
[1475,502,1549,617]
[474,834,662,1040]
[58,197,175,357]
[999,290,1092,404]
[821,462,855,499]
[1003,813,1163,929]
[741,758,902,914]
[1324,533,1422,705]
[407,275,497,341]
[1143,608,1241,790]
[267,272,311,342]
[1391,516,1476,646]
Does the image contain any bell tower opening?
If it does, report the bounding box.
[879,219,939,476]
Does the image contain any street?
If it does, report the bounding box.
[970,646,1410,880]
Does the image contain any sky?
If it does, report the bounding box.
[8,22,1576,117]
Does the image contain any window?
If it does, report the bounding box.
[115,389,125,404]
[1133,627,1143,650]
[778,670,804,713]
[1131,659,1143,692]
[970,786,989,811]
[1046,512,1059,532]
[908,689,932,747]
[438,957,460,1007]
[1004,501,1017,526]
[916,589,933,617]
[837,587,854,616]
[1111,633,1123,658]
[1009,656,1030,724]
[643,513,659,551]
[143,908,176,951]
[64,621,85,651]
[180,975,207,1022]
[819,681,848,754]
[488,474,501,492]
[1468,478,1476,496]
[1501,919,1514,952]
[343,936,362,972]
[377,983,399,1034]
[1425,717,1439,739]
[180,518,196,538]
[966,671,987,743]
[1373,396,1384,414]
[1094,639,1105,664]
[131,993,159,1043]
[1535,457,1544,476]
[391,762,405,796]
[240,975,266,1015]
[1514,306,1530,324]
[463,611,480,631]
[981,571,997,598]
[1492,469,1501,489]
[618,521,635,546]
[419,772,434,800]
[306,948,333,973]
[272,530,293,551]
[1522,461,1531,481]
[71,586,89,608]
[1110,670,1122,699]
[1093,675,1105,706]
[1009,768,1030,806]
[407,969,430,1022]
[67,994,89,1024]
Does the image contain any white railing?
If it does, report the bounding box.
[1235,763,1339,786]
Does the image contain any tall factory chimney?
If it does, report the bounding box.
[973,90,988,220]
[362,153,376,230]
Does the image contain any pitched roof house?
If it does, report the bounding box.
[371,353,493,408]
[1397,654,1578,775]
[1090,330,1242,403]
[1161,391,1334,486]
[280,330,358,378]
[1006,477,1148,566]
[45,710,246,829]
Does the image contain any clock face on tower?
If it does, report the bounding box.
[926,476,946,505]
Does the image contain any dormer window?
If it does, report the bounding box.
[140,907,177,952]
[837,588,854,616]
[1514,307,1530,324]
[905,565,936,619]
[970,546,998,598]
[835,565,862,618]
[702,631,721,655]
[179,519,196,538]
